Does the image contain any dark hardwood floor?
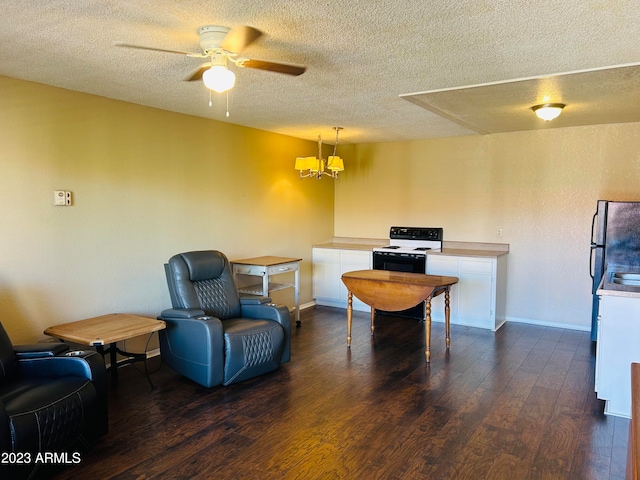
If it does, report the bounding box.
[53,306,629,479]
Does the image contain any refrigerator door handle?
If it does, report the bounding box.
[590,245,595,279]
[591,210,598,246]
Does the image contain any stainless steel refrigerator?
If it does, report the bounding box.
[590,200,640,340]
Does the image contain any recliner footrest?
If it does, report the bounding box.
[222,319,285,385]
[2,377,96,452]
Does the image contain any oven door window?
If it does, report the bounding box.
[372,252,426,320]
[373,253,426,274]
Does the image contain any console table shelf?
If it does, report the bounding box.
[238,282,294,296]
[231,256,302,326]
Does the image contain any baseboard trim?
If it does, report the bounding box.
[506,316,590,332]
[304,304,591,333]
[312,299,370,312]
[145,347,161,359]
[299,301,317,310]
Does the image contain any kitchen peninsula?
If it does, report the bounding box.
[312,237,508,331]
[596,276,640,418]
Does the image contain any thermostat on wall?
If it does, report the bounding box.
[54,190,72,206]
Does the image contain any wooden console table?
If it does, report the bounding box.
[231,256,302,326]
[44,313,166,387]
[341,270,458,362]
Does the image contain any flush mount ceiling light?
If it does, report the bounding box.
[532,103,566,121]
[295,127,344,180]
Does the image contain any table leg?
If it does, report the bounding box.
[96,343,119,385]
[262,273,269,300]
[425,297,432,363]
[445,288,451,349]
[347,291,353,347]
[113,345,156,390]
[294,266,301,327]
[370,307,375,336]
[110,342,118,383]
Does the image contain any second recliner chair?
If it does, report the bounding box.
[159,250,291,388]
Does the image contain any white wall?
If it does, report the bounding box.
[335,123,640,330]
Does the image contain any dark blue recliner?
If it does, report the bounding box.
[159,250,291,388]
[0,322,107,480]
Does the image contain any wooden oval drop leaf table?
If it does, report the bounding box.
[341,270,459,362]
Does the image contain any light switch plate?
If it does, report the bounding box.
[54,191,72,206]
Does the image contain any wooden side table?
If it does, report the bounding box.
[231,256,302,326]
[44,313,166,387]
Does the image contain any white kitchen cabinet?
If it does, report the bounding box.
[595,293,640,418]
[427,254,506,330]
[312,248,371,312]
[312,248,341,302]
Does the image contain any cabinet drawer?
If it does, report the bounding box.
[312,248,340,263]
[460,258,493,274]
[428,255,458,273]
[341,251,371,271]
[267,263,298,275]
[341,251,371,263]
[234,264,267,276]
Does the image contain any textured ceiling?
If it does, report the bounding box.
[1,1,639,144]
[401,63,640,134]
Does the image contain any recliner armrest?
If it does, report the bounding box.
[240,296,272,305]
[14,342,70,359]
[160,308,206,319]
[17,350,105,382]
[241,303,291,325]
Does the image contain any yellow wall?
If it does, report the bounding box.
[4,74,640,341]
[335,124,640,329]
[0,76,334,343]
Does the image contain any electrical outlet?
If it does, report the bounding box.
[497,228,503,237]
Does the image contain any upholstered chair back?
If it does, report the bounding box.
[0,322,18,381]
[165,250,242,319]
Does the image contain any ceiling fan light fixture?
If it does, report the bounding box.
[202,65,236,93]
[532,103,565,121]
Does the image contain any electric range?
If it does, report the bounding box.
[372,226,443,320]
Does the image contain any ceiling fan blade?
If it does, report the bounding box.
[242,59,306,76]
[220,25,263,53]
[185,64,211,82]
[115,42,192,56]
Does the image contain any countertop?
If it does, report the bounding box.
[434,247,508,259]
[313,238,388,251]
[313,238,509,258]
[597,274,640,299]
[597,286,640,298]
[314,241,387,251]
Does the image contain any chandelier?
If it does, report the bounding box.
[295,127,344,179]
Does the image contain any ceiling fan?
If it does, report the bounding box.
[116,25,306,93]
